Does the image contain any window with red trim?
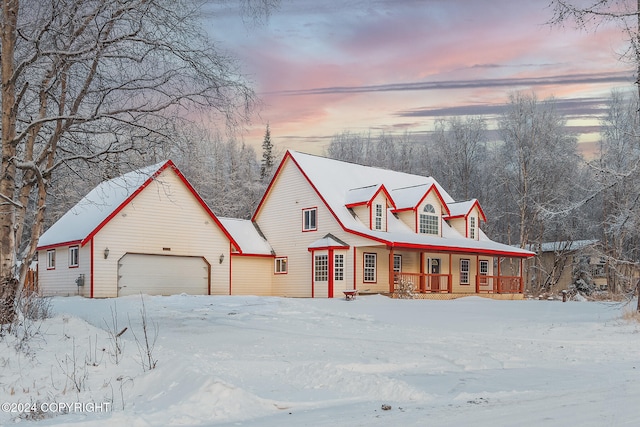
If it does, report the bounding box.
[275,257,288,274]
[303,208,317,231]
[47,249,56,270]
[460,259,470,285]
[364,253,377,282]
[69,246,79,268]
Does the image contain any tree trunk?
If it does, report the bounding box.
[0,0,19,324]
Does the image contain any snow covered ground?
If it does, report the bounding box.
[1,294,639,426]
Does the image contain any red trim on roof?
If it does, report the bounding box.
[75,160,241,252]
[231,253,275,258]
[345,201,366,208]
[370,185,396,209]
[389,242,534,258]
[170,162,242,252]
[37,240,82,251]
[259,151,531,259]
[390,184,451,216]
[252,151,291,222]
[307,245,349,252]
[443,199,487,222]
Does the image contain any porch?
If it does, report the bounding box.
[393,272,523,294]
[386,248,525,298]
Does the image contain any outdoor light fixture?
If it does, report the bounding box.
[219,253,224,264]
[104,247,110,259]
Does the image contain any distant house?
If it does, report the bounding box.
[36,161,242,297]
[251,151,534,299]
[37,152,535,299]
[525,240,607,293]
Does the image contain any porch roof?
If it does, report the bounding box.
[308,233,350,249]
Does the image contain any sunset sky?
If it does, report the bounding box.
[204,0,635,155]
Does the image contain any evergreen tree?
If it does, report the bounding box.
[261,123,275,180]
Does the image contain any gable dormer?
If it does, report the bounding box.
[391,183,450,236]
[444,199,487,240]
[345,184,395,231]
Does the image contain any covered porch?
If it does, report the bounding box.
[387,246,526,298]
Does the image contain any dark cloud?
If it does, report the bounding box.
[397,96,614,118]
[268,71,632,97]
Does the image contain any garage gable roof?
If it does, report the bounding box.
[37,160,240,251]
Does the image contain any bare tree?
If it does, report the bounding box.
[593,91,640,292]
[548,0,640,98]
[0,0,277,323]
[430,116,487,201]
[494,92,581,248]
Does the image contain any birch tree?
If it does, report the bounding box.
[430,117,488,201]
[494,92,580,248]
[0,0,276,324]
[594,91,640,292]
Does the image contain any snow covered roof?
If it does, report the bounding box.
[219,218,273,256]
[308,233,350,249]
[390,183,451,213]
[445,199,487,221]
[345,184,382,206]
[256,151,534,258]
[38,162,167,248]
[37,160,240,251]
[529,240,599,253]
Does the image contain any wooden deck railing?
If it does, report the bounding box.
[393,272,523,294]
[394,272,451,293]
[476,275,522,294]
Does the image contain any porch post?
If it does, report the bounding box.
[419,252,425,293]
[519,258,524,293]
[448,253,453,293]
[497,256,501,294]
[389,247,395,293]
[328,248,334,298]
[475,256,480,293]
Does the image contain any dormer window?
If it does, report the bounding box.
[374,203,383,230]
[419,204,439,235]
[469,216,476,239]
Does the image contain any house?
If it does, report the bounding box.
[36,160,243,297]
[37,151,534,299]
[525,240,609,293]
[252,150,534,299]
[219,217,274,296]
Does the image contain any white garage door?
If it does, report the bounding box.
[118,253,209,296]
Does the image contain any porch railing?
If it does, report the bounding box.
[477,275,522,294]
[394,272,451,293]
[393,272,523,294]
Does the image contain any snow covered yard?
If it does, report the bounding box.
[1,294,640,426]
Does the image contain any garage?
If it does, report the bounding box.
[118,253,210,296]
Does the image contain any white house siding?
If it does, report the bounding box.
[354,246,391,294]
[451,254,477,294]
[394,251,419,275]
[448,218,466,237]
[230,255,273,296]
[351,205,369,229]
[256,160,376,297]
[90,168,231,298]
[38,245,91,297]
[418,192,444,219]
[396,210,417,232]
